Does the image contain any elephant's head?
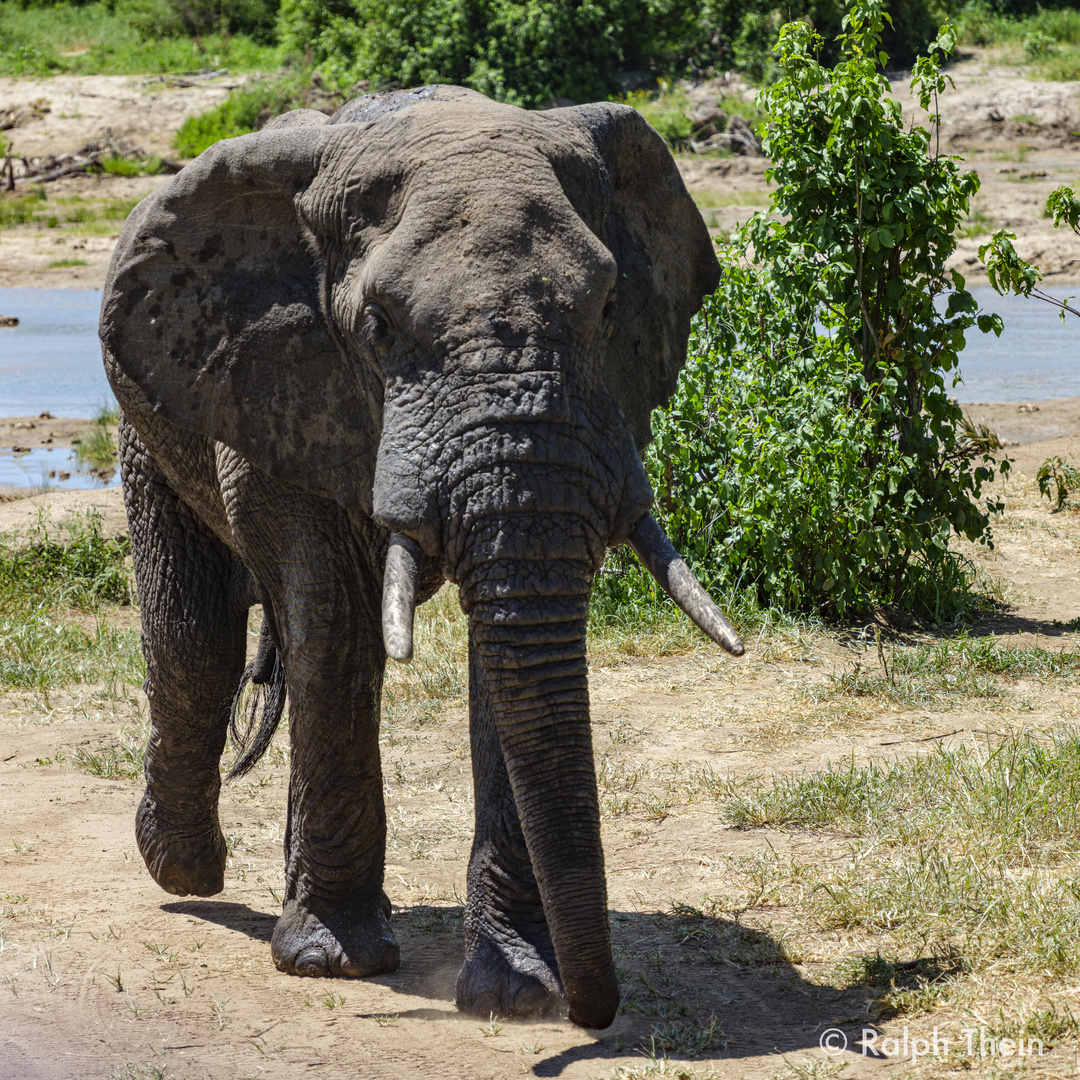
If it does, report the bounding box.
[101,85,742,1029]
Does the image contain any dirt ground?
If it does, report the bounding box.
[0,405,1077,1080]
[2,55,1080,1080]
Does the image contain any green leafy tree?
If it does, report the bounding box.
[635,1,1009,619]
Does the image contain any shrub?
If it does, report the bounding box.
[1037,456,1080,511]
[276,0,692,106]
[275,0,948,102]
[639,2,1010,620]
[172,76,308,157]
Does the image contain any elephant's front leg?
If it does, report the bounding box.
[272,634,398,977]
[455,641,564,1017]
[122,424,249,897]
[247,509,397,978]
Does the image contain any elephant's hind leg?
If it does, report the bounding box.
[456,648,564,1019]
[122,424,250,897]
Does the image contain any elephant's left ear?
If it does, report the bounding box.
[556,103,721,451]
[100,124,381,516]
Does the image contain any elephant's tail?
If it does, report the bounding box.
[226,620,287,781]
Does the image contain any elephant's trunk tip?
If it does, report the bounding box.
[383,532,422,663]
[628,513,745,657]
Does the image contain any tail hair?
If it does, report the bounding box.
[226,620,286,781]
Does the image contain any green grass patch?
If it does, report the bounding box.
[1,191,141,233]
[620,85,766,154]
[957,5,1080,80]
[91,154,167,178]
[0,2,280,78]
[0,509,131,608]
[818,634,1080,710]
[172,76,310,158]
[712,728,1080,1011]
[73,406,120,468]
[0,510,141,699]
[724,728,1080,854]
[621,85,695,148]
[1034,48,1080,80]
[72,737,144,781]
[46,258,89,269]
[692,191,771,210]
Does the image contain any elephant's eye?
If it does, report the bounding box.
[601,291,618,337]
[362,302,394,356]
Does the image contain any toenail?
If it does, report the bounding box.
[294,947,329,976]
[514,982,554,1014]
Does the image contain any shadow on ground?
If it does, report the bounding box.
[163,899,953,1073]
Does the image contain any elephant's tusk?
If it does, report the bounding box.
[382,532,422,663]
[628,513,745,657]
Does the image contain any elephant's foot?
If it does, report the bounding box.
[272,896,399,977]
[456,938,565,1019]
[136,790,226,897]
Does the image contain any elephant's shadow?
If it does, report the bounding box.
[163,898,936,1071]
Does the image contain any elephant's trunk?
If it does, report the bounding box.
[466,581,619,1029]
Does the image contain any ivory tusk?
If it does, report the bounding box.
[382,532,422,663]
[628,513,745,657]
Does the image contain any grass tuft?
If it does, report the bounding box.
[73,406,120,468]
[0,510,140,698]
[172,76,312,158]
[718,727,1080,997]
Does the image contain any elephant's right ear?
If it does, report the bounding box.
[553,103,721,451]
[101,126,380,515]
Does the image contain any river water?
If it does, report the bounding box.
[0,284,1077,489]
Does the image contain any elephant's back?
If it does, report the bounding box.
[328,85,491,127]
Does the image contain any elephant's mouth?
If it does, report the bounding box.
[380,514,744,663]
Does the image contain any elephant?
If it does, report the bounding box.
[98,84,743,1032]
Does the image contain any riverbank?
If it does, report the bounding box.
[1,54,1078,289]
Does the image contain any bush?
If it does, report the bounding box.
[276,0,691,106]
[638,2,1009,620]
[275,0,950,102]
[172,76,308,157]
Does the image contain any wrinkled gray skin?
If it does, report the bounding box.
[99,85,720,1031]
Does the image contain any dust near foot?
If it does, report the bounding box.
[2,400,1080,1080]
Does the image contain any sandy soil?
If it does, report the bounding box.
[0,73,238,288]
[0,73,239,161]
[0,401,1078,1080]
